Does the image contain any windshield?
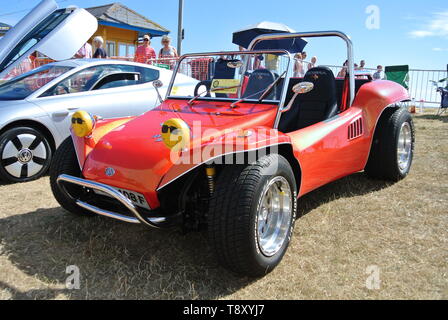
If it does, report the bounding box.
[0,64,72,100]
[168,51,291,103]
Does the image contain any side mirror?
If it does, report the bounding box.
[227,60,243,69]
[153,80,163,89]
[281,82,314,113]
[153,80,164,103]
[292,82,314,94]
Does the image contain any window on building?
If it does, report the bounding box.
[118,43,136,58]
[106,41,116,57]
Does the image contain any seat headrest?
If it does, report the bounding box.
[301,66,337,99]
[304,66,336,84]
[243,69,276,99]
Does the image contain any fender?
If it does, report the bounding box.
[157,127,296,190]
[72,116,136,169]
[353,80,409,135]
[352,80,409,168]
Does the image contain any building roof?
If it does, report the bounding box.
[86,3,170,36]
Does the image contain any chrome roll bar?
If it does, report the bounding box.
[248,31,355,107]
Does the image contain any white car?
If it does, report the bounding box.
[0,0,196,183]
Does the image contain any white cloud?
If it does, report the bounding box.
[432,48,448,52]
[409,11,448,38]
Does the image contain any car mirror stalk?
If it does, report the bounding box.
[153,80,164,104]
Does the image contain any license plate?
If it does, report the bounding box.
[94,188,150,210]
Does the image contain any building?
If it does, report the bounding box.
[0,22,11,37]
[86,3,170,58]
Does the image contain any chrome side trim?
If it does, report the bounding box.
[57,174,164,228]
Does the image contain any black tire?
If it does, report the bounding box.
[208,154,298,277]
[365,107,415,181]
[0,127,52,183]
[49,137,92,216]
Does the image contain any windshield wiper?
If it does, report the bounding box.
[188,88,209,105]
[188,85,241,106]
[230,71,287,108]
[258,71,287,102]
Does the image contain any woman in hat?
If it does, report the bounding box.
[134,35,156,64]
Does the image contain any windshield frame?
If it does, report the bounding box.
[167,49,293,110]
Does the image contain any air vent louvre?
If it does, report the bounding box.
[348,117,364,140]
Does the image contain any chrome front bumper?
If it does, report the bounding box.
[57,174,173,228]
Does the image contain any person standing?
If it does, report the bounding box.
[92,36,107,59]
[134,35,156,64]
[337,60,348,78]
[293,53,305,78]
[159,35,178,69]
[308,56,318,71]
[74,42,93,59]
[301,51,309,70]
[373,65,384,80]
[356,60,366,70]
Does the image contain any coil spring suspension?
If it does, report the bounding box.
[205,165,216,196]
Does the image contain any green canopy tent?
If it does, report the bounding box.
[385,65,410,89]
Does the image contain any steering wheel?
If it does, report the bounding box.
[193,80,212,97]
[54,84,70,96]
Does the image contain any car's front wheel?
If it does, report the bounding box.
[0,127,52,183]
[50,137,92,216]
[208,154,297,277]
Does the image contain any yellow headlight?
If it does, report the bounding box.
[71,111,95,138]
[161,118,190,151]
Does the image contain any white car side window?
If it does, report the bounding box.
[43,65,122,96]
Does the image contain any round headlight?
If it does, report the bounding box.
[161,118,190,151]
[71,111,96,138]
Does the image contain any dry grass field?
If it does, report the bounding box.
[0,113,446,300]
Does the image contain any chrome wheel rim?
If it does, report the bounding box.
[397,122,412,173]
[257,176,292,257]
[1,134,47,179]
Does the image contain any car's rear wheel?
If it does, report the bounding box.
[365,107,415,181]
[207,154,297,277]
[50,137,92,216]
[0,127,52,183]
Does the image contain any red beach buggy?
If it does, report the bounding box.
[50,31,414,276]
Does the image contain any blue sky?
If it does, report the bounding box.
[0,0,446,70]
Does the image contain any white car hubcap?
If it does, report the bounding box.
[2,134,47,179]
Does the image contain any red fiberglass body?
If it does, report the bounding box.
[71,79,409,210]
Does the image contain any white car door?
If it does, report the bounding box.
[0,0,97,79]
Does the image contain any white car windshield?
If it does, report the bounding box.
[168,51,290,103]
[0,65,72,101]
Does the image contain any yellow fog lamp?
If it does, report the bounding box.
[161,118,191,151]
[71,110,96,138]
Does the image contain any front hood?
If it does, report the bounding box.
[82,99,278,208]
